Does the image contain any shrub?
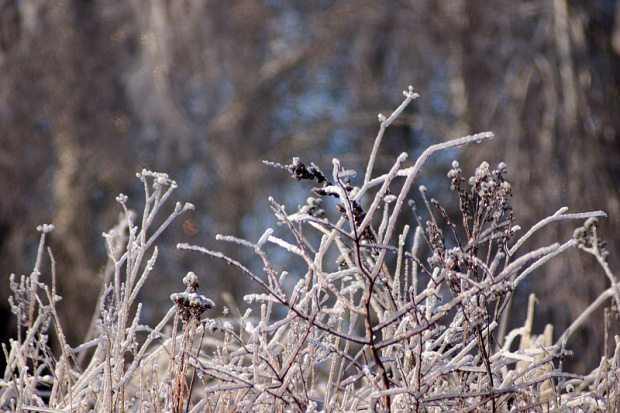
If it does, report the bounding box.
[2,87,619,412]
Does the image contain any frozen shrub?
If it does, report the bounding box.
[1,171,197,412]
[2,87,619,412]
[177,88,619,412]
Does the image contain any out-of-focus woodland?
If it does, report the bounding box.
[1,0,619,373]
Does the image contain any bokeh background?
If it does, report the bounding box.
[1,0,619,374]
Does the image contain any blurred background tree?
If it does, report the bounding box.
[1,0,618,373]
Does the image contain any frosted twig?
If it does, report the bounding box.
[364,86,419,184]
[556,287,615,347]
[382,132,494,247]
[509,208,606,256]
[510,240,576,287]
[496,243,561,282]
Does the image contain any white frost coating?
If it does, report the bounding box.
[190,293,214,309]
[325,268,358,283]
[244,293,280,304]
[244,321,255,334]
[364,88,418,183]
[268,236,304,256]
[215,233,255,248]
[491,351,535,363]
[182,271,198,286]
[318,185,343,197]
[170,290,214,310]
[289,278,305,305]
[278,271,288,283]
[37,224,55,233]
[338,169,357,179]
[256,228,274,249]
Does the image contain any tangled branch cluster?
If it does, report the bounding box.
[175,90,617,412]
[2,88,619,412]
